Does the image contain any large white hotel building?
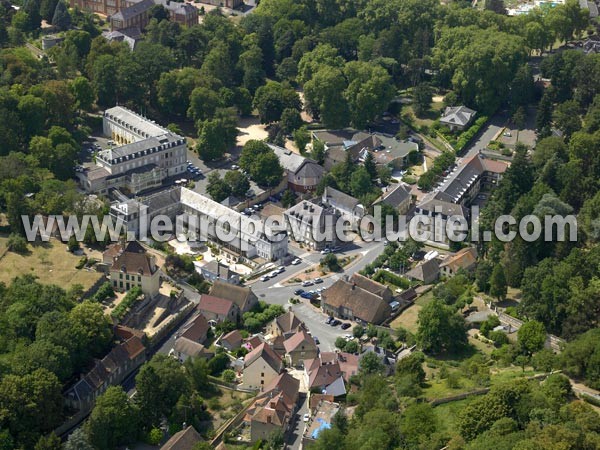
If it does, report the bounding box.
[79,106,188,195]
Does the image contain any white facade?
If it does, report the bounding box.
[80,106,187,195]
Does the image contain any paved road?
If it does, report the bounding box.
[458,112,508,159]
[251,240,385,351]
[287,395,308,450]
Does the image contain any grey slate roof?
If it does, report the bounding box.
[111,0,155,22]
[322,186,360,211]
[440,106,476,127]
[405,258,440,284]
[375,183,411,208]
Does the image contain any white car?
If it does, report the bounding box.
[291,258,301,265]
[269,270,279,278]
[260,275,270,282]
[302,280,314,287]
[231,164,239,170]
[345,334,353,341]
[303,413,310,422]
[277,266,285,274]
[320,248,331,254]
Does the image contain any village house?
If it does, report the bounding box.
[312,129,418,171]
[283,329,319,368]
[171,313,211,362]
[242,342,283,391]
[270,145,325,193]
[439,247,478,278]
[245,372,300,443]
[321,186,365,229]
[283,200,339,250]
[64,335,146,413]
[220,329,244,351]
[266,311,306,340]
[373,182,413,215]
[405,258,440,284]
[199,260,241,285]
[321,275,392,325]
[304,353,346,397]
[108,241,160,297]
[209,280,258,314]
[440,106,477,131]
[160,426,203,450]
[197,295,239,324]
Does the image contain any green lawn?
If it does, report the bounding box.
[433,398,476,434]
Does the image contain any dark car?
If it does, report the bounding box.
[325,316,333,324]
[301,292,316,299]
[294,289,305,295]
[331,319,342,327]
[314,336,320,345]
[340,323,351,330]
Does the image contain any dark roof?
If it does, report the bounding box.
[322,186,360,211]
[198,295,236,316]
[110,241,157,276]
[273,311,305,335]
[221,195,240,207]
[222,329,243,347]
[180,313,209,343]
[350,273,390,298]
[142,187,182,212]
[322,280,392,324]
[405,259,440,284]
[440,106,476,127]
[375,183,412,208]
[161,426,203,450]
[111,0,154,21]
[210,280,257,311]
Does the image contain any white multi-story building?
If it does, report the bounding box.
[110,187,289,262]
[79,106,187,195]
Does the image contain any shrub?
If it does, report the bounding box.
[75,256,88,269]
[93,282,115,302]
[147,428,163,446]
[111,286,143,319]
[372,269,410,289]
[455,116,488,152]
[6,233,28,253]
[222,369,236,383]
[489,330,509,347]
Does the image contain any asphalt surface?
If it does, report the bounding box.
[250,240,386,351]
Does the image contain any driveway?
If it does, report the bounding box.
[459,111,508,158]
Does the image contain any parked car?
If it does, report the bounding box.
[314,336,320,344]
[231,164,239,170]
[301,292,315,299]
[261,275,270,282]
[277,266,285,274]
[291,258,302,265]
[325,316,333,324]
[344,334,353,340]
[303,413,310,422]
[320,248,331,254]
[302,280,314,287]
[341,323,351,330]
[294,289,305,295]
[269,270,278,278]
[331,319,342,327]
[314,277,323,284]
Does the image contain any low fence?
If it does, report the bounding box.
[428,388,490,406]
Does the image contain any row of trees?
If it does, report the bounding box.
[0,275,113,448]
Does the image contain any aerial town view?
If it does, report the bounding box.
[0,0,599,448]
